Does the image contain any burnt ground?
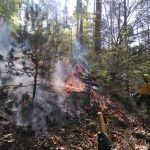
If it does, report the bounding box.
[0,101,150,150]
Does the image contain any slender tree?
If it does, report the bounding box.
[76,0,83,43]
[95,0,102,53]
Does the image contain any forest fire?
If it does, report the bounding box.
[64,77,86,94]
[64,63,87,94]
[63,61,112,112]
[90,89,111,111]
[54,58,130,127]
[0,0,149,148]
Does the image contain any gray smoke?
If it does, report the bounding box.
[0,17,13,52]
[0,0,89,134]
[51,39,89,120]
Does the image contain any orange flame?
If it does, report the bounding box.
[63,60,112,112]
[64,63,86,94]
[64,75,86,94]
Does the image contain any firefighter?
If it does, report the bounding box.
[134,74,150,114]
[138,74,150,95]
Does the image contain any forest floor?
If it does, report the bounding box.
[0,101,150,150]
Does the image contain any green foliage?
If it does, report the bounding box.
[0,0,22,28]
[11,16,24,30]
[88,41,150,106]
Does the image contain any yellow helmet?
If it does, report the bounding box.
[143,74,150,83]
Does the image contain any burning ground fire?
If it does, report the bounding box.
[64,64,87,94]
[63,60,129,123]
[63,59,112,112]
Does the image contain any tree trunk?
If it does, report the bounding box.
[95,0,102,54]
[32,65,38,103]
[32,51,38,105]
[31,0,35,31]
[93,0,96,37]
[76,0,80,37]
[147,0,150,48]
[31,49,38,126]
[79,0,83,45]
[124,0,130,96]
[24,0,30,32]
[76,0,83,42]
[124,0,127,46]
[117,2,121,44]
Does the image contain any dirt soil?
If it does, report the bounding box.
[0,102,150,150]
